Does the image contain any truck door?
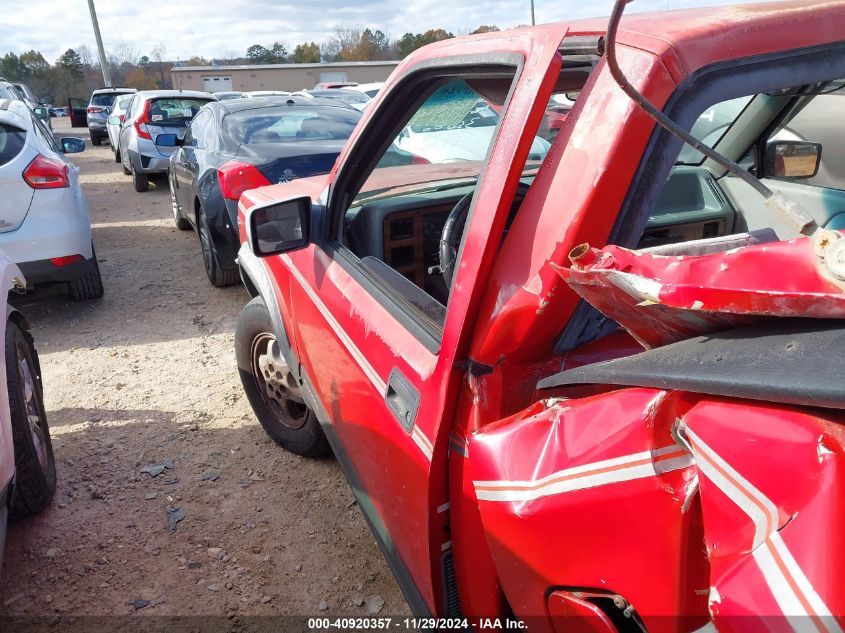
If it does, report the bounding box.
[279,32,566,615]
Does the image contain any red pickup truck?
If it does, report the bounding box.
[234,1,845,629]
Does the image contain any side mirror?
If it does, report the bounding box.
[248,196,311,257]
[33,107,47,118]
[764,140,822,179]
[60,137,86,154]
[155,133,182,147]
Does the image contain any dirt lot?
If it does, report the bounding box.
[0,117,406,627]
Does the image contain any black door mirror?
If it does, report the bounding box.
[764,140,822,179]
[155,133,182,147]
[60,137,86,154]
[248,196,311,257]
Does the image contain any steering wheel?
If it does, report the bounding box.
[439,181,532,287]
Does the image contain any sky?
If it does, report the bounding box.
[0,0,766,63]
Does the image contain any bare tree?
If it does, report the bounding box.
[150,44,168,89]
[112,41,139,66]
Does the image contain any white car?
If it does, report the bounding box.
[106,93,134,163]
[396,99,551,163]
[347,82,384,100]
[0,253,55,569]
[0,98,103,300]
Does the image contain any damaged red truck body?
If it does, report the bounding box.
[234,1,845,630]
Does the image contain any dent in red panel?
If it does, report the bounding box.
[678,400,845,631]
[468,388,709,631]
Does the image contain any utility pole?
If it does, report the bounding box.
[530,0,536,25]
[86,0,112,86]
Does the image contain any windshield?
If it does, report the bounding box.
[91,93,124,107]
[676,95,753,164]
[149,98,213,125]
[223,105,360,143]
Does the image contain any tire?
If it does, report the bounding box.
[6,320,56,520]
[114,147,121,164]
[132,167,149,192]
[170,180,191,230]
[199,210,238,287]
[235,297,330,457]
[90,134,102,146]
[68,254,104,301]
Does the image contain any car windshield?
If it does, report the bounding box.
[406,83,498,133]
[676,95,753,164]
[148,98,212,124]
[91,93,122,107]
[223,105,360,143]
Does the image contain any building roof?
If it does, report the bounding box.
[172,60,400,73]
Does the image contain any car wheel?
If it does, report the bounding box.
[6,319,56,520]
[170,180,191,230]
[90,134,102,146]
[235,297,330,457]
[67,252,104,301]
[199,211,238,287]
[114,147,121,164]
[132,167,149,193]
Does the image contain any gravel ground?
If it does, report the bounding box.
[0,117,407,628]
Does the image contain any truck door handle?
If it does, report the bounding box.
[385,368,420,433]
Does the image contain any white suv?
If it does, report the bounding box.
[0,98,103,300]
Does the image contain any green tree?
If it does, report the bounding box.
[291,42,321,63]
[57,49,84,80]
[247,44,271,64]
[247,43,287,64]
[138,55,150,67]
[269,42,287,63]
[396,33,419,58]
[0,52,26,80]
[395,29,453,58]
[19,50,50,77]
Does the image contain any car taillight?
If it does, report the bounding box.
[218,161,271,201]
[87,106,105,114]
[410,154,431,165]
[134,100,152,140]
[118,114,125,123]
[22,155,70,189]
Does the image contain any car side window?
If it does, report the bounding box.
[334,73,519,332]
[30,113,58,152]
[187,111,210,148]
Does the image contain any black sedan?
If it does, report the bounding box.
[165,97,361,286]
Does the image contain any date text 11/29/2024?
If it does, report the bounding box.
[307,617,526,630]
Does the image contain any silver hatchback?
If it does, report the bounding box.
[117,90,216,192]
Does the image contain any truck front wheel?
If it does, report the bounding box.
[235,297,330,457]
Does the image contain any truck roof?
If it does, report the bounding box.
[412,1,845,83]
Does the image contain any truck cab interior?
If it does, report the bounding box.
[336,40,845,350]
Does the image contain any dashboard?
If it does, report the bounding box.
[345,166,736,306]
